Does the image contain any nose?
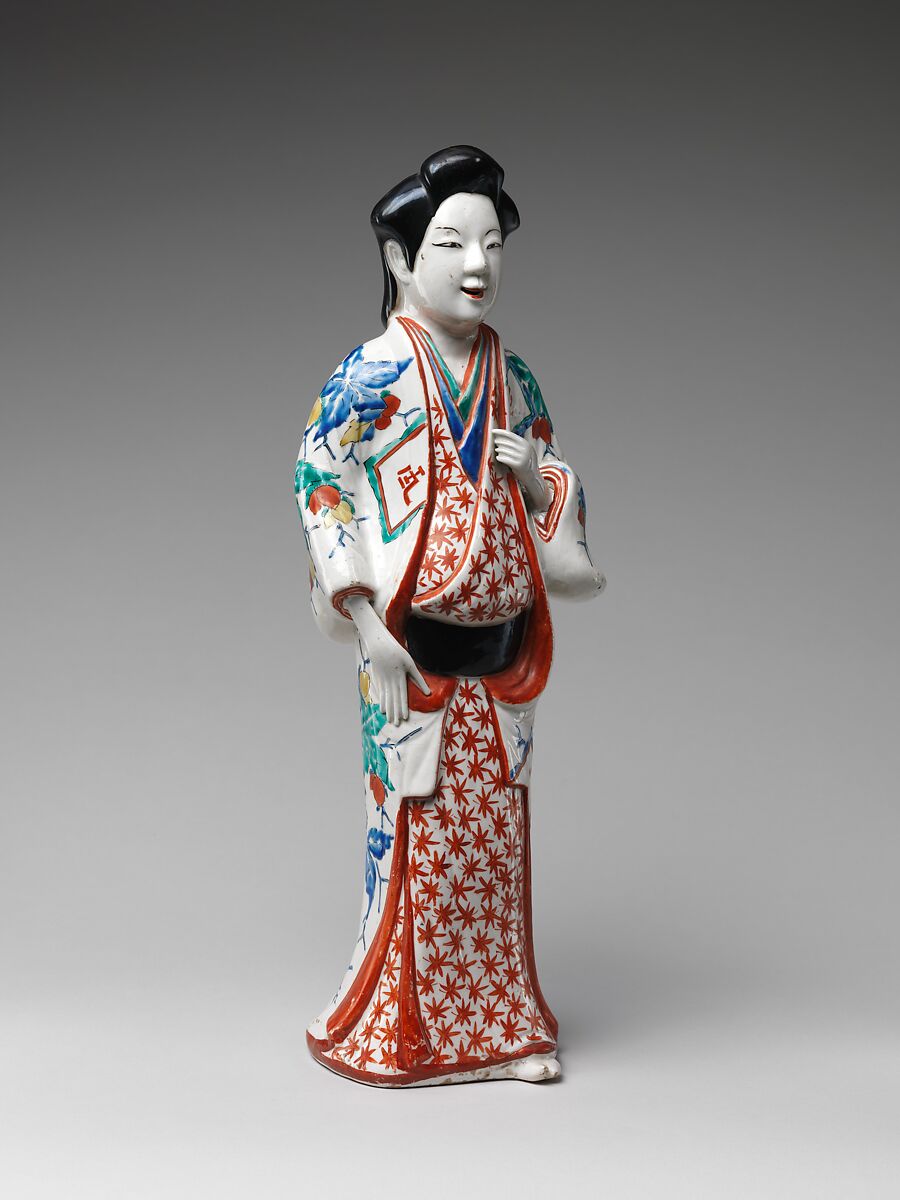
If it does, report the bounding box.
[463,241,488,277]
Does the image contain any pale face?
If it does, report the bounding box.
[398,192,503,333]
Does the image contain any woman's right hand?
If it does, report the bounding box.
[344,594,431,724]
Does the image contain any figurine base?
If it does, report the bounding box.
[308,1032,561,1088]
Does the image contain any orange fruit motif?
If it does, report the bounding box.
[369,773,386,807]
[308,484,341,514]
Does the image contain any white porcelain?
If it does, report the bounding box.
[295,147,604,1088]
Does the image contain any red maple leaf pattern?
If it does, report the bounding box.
[324,681,555,1080]
[412,388,534,623]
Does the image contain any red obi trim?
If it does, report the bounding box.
[483,472,553,707]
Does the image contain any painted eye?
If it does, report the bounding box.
[486,241,501,250]
[433,241,462,249]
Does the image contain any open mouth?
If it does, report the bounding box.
[461,286,485,300]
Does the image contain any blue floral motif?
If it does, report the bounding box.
[360,825,395,949]
[367,827,393,860]
[312,346,411,447]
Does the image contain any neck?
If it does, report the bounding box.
[394,302,480,361]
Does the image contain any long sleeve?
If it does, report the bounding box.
[506,351,605,600]
[296,343,417,640]
[296,348,379,640]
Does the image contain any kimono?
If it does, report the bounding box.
[295,315,601,1086]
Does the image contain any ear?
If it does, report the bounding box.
[384,239,413,286]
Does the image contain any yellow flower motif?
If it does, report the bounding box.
[323,499,354,527]
[359,671,371,701]
[339,418,372,446]
[308,396,323,425]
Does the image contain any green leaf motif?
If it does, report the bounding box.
[507,352,549,420]
[507,351,553,439]
[360,691,393,792]
[294,459,342,506]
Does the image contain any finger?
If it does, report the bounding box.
[375,673,387,719]
[407,662,431,696]
[495,432,525,449]
[390,678,402,726]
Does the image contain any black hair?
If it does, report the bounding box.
[370,145,520,326]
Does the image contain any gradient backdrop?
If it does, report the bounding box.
[2,2,898,1196]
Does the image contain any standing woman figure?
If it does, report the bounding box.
[296,146,605,1087]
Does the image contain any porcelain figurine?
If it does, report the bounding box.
[295,146,605,1087]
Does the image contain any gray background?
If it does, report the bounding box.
[2,2,898,1196]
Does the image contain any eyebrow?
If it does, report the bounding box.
[432,226,461,235]
[486,228,501,237]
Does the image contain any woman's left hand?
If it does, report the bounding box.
[492,429,550,512]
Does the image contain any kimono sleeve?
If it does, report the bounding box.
[506,350,606,600]
[296,346,396,641]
